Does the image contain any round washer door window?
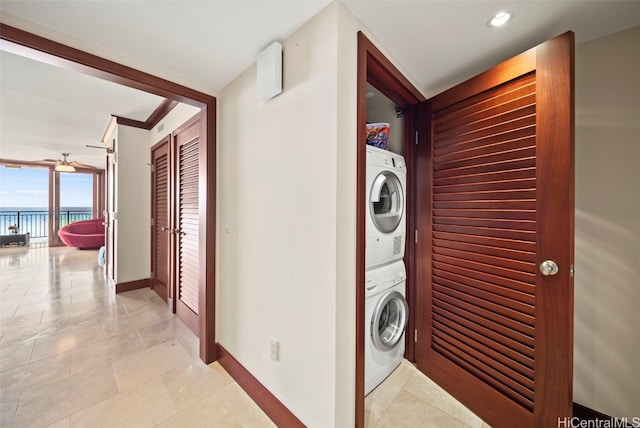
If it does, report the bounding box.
[371,290,409,351]
[370,171,404,233]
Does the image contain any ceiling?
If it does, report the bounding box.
[0,50,164,168]
[0,1,638,168]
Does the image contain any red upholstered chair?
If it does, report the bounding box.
[58,218,105,250]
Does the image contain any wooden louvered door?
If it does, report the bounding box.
[151,138,170,302]
[415,33,574,427]
[174,118,201,336]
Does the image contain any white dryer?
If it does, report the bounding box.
[366,146,407,270]
[365,260,408,395]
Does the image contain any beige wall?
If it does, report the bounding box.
[217,4,341,425]
[334,4,362,424]
[215,1,429,423]
[574,26,640,417]
[217,3,420,424]
[149,103,200,147]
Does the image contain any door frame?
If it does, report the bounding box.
[356,31,425,427]
[1,24,218,363]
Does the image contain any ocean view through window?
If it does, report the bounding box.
[0,166,93,242]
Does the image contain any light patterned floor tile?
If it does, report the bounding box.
[402,369,484,428]
[162,361,235,410]
[0,352,70,397]
[111,339,193,392]
[30,324,106,362]
[0,340,34,373]
[69,376,179,428]
[12,363,118,427]
[366,359,415,409]
[69,330,146,375]
[157,383,275,428]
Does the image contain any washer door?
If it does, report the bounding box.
[371,290,409,351]
[369,171,404,233]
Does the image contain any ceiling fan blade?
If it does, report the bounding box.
[69,161,96,169]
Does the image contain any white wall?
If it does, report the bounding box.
[149,103,200,147]
[217,3,419,425]
[574,26,640,418]
[334,4,362,425]
[217,6,338,425]
[114,125,151,284]
[218,3,346,425]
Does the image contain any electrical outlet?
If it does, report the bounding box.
[270,338,279,361]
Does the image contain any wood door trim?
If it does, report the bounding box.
[115,99,179,130]
[0,23,218,364]
[356,31,425,428]
[533,31,574,426]
[115,278,151,293]
[0,24,211,105]
[216,344,305,427]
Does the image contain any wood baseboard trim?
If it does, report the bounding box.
[115,278,150,293]
[573,402,634,427]
[216,343,304,427]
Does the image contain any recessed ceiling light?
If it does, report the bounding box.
[488,11,513,28]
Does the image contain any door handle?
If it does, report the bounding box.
[540,260,559,276]
[161,226,168,232]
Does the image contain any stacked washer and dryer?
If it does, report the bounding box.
[365,145,409,395]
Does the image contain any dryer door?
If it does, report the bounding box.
[371,290,409,351]
[369,171,404,233]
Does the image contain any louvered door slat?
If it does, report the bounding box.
[433,238,535,262]
[155,152,169,285]
[433,339,535,410]
[434,166,535,187]
[433,311,535,369]
[433,260,535,295]
[433,299,535,350]
[177,137,199,315]
[433,73,537,129]
[433,273,535,314]
[151,139,170,302]
[434,268,535,305]
[433,231,535,252]
[430,71,538,416]
[433,321,535,389]
[434,247,536,273]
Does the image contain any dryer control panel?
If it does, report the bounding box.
[366,145,407,173]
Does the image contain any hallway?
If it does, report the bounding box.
[0,245,487,427]
[0,246,273,427]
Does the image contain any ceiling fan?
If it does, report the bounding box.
[42,153,96,172]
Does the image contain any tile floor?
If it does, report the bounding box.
[365,360,490,428]
[0,245,273,427]
[1,244,488,427]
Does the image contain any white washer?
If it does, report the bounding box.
[366,146,407,270]
[365,260,409,395]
